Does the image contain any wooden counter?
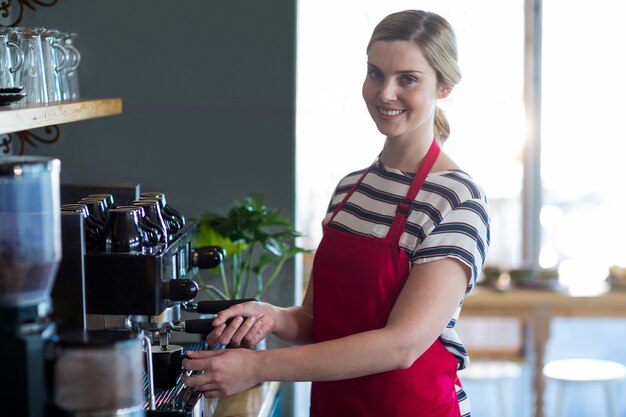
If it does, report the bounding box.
[465,286,626,317]
[462,286,626,417]
[206,381,280,417]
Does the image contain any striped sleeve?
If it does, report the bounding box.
[412,196,490,293]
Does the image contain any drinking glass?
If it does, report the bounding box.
[12,27,48,105]
[0,27,24,88]
[41,29,68,103]
[60,32,80,100]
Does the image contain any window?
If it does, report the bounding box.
[540,0,626,292]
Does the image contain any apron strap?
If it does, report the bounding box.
[327,139,440,242]
[326,155,379,226]
[386,139,440,243]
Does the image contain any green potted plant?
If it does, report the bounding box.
[193,194,310,300]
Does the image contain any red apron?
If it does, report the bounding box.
[310,139,462,417]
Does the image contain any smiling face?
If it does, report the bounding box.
[362,40,449,142]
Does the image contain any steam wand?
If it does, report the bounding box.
[139,334,156,411]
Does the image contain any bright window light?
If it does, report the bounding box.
[542,0,626,283]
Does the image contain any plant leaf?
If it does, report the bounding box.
[194,223,246,256]
[196,193,311,300]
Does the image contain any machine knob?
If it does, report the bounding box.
[191,246,225,269]
[161,279,198,302]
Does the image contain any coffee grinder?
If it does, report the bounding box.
[0,156,62,417]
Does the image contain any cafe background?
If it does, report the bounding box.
[6,0,626,416]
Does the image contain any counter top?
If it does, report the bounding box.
[207,381,280,417]
[465,285,626,316]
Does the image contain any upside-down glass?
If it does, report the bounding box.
[60,32,80,100]
[0,27,24,88]
[41,29,69,103]
[12,27,48,105]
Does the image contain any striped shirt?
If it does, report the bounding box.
[323,159,490,372]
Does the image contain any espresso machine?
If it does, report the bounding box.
[55,187,251,416]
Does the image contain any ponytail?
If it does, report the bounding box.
[434,106,450,143]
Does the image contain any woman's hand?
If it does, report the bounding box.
[182,348,260,398]
[206,301,277,348]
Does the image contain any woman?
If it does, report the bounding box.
[183,10,489,416]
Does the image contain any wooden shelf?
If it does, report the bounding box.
[0,98,122,135]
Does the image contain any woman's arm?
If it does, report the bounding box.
[272,277,314,344]
[206,277,314,347]
[260,257,468,379]
[183,257,468,396]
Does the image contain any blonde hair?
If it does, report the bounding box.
[367,10,461,142]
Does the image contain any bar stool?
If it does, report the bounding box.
[458,360,522,417]
[543,358,626,417]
